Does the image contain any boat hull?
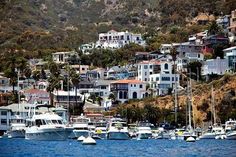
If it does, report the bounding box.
[107,131,130,140]
[226,132,236,140]
[25,128,68,141]
[8,130,25,138]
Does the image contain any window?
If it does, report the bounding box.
[145,72,147,76]
[144,65,148,69]
[150,72,153,75]
[136,37,140,41]
[101,86,106,89]
[121,35,124,40]
[162,77,170,81]
[1,119,7,124]
[145,78,147,81]
[1,111,7,115]
[140,84,143,88]
[150,65,153,69]
[156,77,159,81]
[124,91,128,99]
[127,36,130,40]
[119,91,123,99]
[133,92,137,99]
[164,63,168,70]
[131,84,133,87]
[134,84,136,87]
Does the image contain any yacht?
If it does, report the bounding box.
[107,118,130,140]
[25,105,73,140]
[71,114,90,138]
[93,121,107,139]
[7,115,26,138]
[136,122,153,139]
[225,119,236,140]
[200,126,225,139]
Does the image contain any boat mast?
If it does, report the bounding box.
[187,79,192,131]
[17,69,20,116]
[211,86,216,125]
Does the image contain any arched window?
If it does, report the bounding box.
[133,92,137,99]
[164,63,168,70]
[119,91,123,99]
[124,91,128,99]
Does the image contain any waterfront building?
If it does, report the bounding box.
[110,79,147,103]
[0,108,11,135]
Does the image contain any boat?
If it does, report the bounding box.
[200,126,225,139]
[7,115,26,138]
[25,104,73,140]
[225,119,236,140]
[71,114,90,139]
[136,122,153,139]
[107,118,130,140]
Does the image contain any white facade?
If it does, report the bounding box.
[160,44,172,54]
[202,57,229,75]
[223,46,236,71]
[137,60,161,82]
[52,51,79,64]
[149,62,179,96]
[0,108,11,134]
[79,43,95,54]
[96,30,145,49]
[177,53,204,72]
[110,80,147,103]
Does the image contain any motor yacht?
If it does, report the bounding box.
[7,115,26,138]
[136,122,153,139]
[200,126,225,139]
[107,118,130,140]
[71,114,90,138]
[25,105,73,140]
[225,119,236,140]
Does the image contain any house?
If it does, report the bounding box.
[137,60,161,82]
[110,79,147,103]
[92,80,113,98]
[223,46,236,71]
[52,51,79,64]
[202,57,229,76]
[149,61,180,96]
[71,65,90,74]
[0,92,12,106]
[177,53,204,72]
[160,44,172,54]
[0,75,10,93]
[0,108,11,135]
[23,88,50,105]
[177,42,203,56]
[135,52,150,62]
[79,43,95,54]
[192,13,215,25]
[53,90,85,108]
[216,15,230,32]
[203,35,229,49]
[106,66,129,80]
[228,9,236,43]
[96,30,145,49]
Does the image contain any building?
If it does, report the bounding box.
[23,88,50,105]
[216,15,230,32]
[0,75,10,93]
[96,30,145,49]
[223,46,236,71]
[106,66,129,80]
[137,60,161,82]
[0,108,11,135]
[71,65,90,74]
[52,51,79,64]
[79,43,95,54]
[149,61,180,96]
[202,57,229,75]
[160,44,172,54]
[110,79,147,103]
[0,92,12,106]
[228,9,236,43]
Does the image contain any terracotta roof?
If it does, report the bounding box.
[112,79,144,84]
[24,88,48,94]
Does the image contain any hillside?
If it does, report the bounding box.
[0,0,235,59]
[114,74,236,126]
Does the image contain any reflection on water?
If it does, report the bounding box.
[0,139,236,157]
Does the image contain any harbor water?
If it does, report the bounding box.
[0,139,236,157]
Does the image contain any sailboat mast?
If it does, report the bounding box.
[188,80,192,129]
[17,69,20,116]
[211,86,216,125]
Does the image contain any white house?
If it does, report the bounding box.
[23,88,50,105]
[202,57,229,75]
[149,62,180,96]
[52,51,79,64]
[137,60,162,82]
[160,44,172,54]
[96,30,145,49]
[79,43,95,54]
[110,79,147,103]
[223,46,236,71]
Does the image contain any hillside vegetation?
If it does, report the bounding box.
[114,74,236,126]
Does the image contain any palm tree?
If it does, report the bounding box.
[70,69,81,115]
[24,66,32,86]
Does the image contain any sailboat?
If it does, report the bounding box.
[7,70,26,138]
[200,86,225,139]
[177,80,197,141]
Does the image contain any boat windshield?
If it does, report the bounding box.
[111,123,127,127]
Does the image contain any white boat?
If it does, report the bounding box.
[200,126,225,139]
[7,115,26,138]
[25,105,73,140]
[136,122,153,139]
[71,114,90,139]
[107,118,130,140]
[225,119,236,140]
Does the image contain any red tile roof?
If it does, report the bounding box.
[112,79,144,84]
[24,88,48,94]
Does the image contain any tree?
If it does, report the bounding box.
[207,21,221,36]
[24,66,32,86]
[187,61,202,81]
[70,69,81,115]
[108,93,116,102]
